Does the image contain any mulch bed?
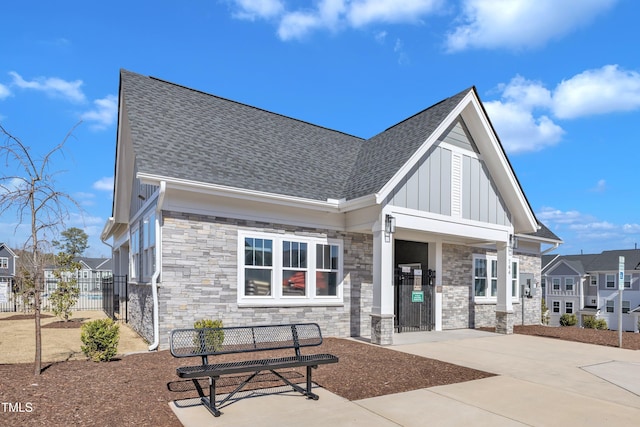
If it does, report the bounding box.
[0,314,53,321]
[0,337,492,427]
[514,325,640,350]
[42,319,87,329]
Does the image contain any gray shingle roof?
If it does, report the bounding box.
[542,249,640,274]
[120,70,472,202]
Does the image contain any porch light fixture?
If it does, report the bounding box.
[385,214,396,234]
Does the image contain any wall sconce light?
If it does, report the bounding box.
[385,214,396,234]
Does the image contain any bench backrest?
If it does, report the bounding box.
[170,323,323,359]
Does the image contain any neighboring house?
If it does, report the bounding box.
[542,249,640,331]
[0,243,18,309]
[43,257,113,294]
[101,70,562,350]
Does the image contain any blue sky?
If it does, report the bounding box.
[1,0,639,257]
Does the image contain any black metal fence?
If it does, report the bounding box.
[102,275,128,322]
[0,276,128,316]
[394,268,435,333]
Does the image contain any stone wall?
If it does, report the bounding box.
[150,211,373,350]
[127,283,154,342]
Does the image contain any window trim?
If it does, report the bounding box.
[589,275,598,286]
[606,300,614,313]
[472,254,519,302]
[237,231,344,307]
[552,300,560,313]
[552,278,561,291]
[565,301,573,314]
[624,274,631,289]
[0,257,8,269]
[606,274,616,289]
[564,277,574,292]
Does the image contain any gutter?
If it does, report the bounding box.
[148,181,166,351]
[541,242,561,255]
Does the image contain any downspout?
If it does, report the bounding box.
[148,181,166,351]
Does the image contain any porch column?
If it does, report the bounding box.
[370,225,394,345]
[429,240,443,331]
[495,240,514,334]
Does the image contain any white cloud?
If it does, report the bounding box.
[93,176,114,192]
[347,0,443,27]
[486,65,640,153]
[552,65,640,119]
[590,179,607,193]
[0,83,10,100]
[446,0,617,52]
[9,71,86,103]
[81,95,118,130]
[233,0,443,40]
[231,0,285,20]
[484,99,564,154]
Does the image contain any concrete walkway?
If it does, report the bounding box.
[170,330,640,426]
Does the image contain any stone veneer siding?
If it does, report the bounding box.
[147,211,373,350]
[127,283,154,342]
[440,244,541,330]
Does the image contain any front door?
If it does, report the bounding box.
[394,240,434,333]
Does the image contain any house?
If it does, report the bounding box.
[542,249,640,331]
[43,257,113,294]
[0,243,18,310]
[101,70,562,350]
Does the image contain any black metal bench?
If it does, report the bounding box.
[169,323,339,417]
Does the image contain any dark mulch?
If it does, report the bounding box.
[0,314,53,321]
[42,319,87,329]
[514,325,640,350]
[0,337,492,427]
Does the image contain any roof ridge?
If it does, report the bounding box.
[143,73,365,141]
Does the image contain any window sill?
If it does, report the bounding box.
[238,300,344,308]
[473,299,521,305]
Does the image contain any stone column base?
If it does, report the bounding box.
[370,314,394,345]
[495,310,515,334]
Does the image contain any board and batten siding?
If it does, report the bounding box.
[389,119,511,227]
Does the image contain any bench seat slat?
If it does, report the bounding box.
[176,353,338,378]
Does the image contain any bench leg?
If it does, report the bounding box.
[200,377,221,417]
[270,366,319,400]
[306,366,319,400]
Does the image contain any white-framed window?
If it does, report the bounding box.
[565,301,573,314]
[622,301,630,314]
[0,257,8,269]
[552,300,560,313]
[552,278,561,291]
[565,277,574,292]
[473,254,519,300]
[624,274,631,289]
[142,212,156,280]
[606,300,614,313]
[130,225,140,280]
[606,274,616,288]
[589,275,598,286]
[238,231,343,306]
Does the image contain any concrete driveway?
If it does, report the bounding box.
[171,330,640,426]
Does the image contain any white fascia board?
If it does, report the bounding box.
[460,96,537,234]
[137,173,376,213]
[516,232,563,245]
[389,206,511,243]
[375,93,471,205]
[101,217,116,241]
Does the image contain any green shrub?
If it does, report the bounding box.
[582,316,607,330]
[81,318,120,362]
[194,319,224,351]
[559,313,577,327]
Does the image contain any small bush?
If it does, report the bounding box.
[81,318,120,362]
[594,318,608,330]
[559,313,577,327]
[583,316,607,330]
[194,319,224,351]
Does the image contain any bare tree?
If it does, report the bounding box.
[0,123,81,375]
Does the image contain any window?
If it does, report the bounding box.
[0,257,7,269]
[239,232,342,305]
[511,261,519,299]
[130,225,140,280]
[624,274,631,289]
[622,301,630,314]
[606,274,616,288]
[552,301,560,313]
[589,275,598,286]
[606,300,614,313]
[142,212,156,279]
[552,278,561,291]
[565,277,574,292]
[565,301,573,314]
[473,255,518,300]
